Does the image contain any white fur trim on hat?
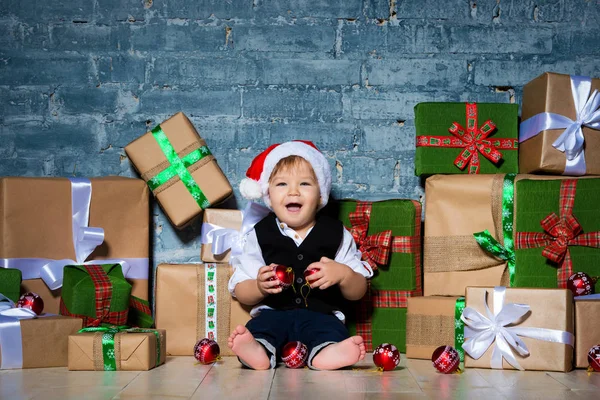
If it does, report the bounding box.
[239,177,262,200]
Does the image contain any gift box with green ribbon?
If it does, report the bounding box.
[513,177,600,291]
[60,264,132,328]
[323,199,422,352]
[0,268,21,302]
[125,112,233,229]
[415,102,519,176]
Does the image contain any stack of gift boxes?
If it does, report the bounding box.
[0,71,599,373]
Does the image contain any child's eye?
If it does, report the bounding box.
[300,182,312,186]
[276,182,287,187]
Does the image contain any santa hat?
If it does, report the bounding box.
[240,140,331,209]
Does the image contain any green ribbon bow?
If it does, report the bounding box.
[79,325,162,371]
[473,173,517,286]
[454,297,466,362]
[147,125,212,210]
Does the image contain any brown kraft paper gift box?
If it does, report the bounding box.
[406,296,462,359]
[125,112,233,229]
[68,329,166,371]
[520,72,600,175]
[463,287,573,372]
[0,177,150,314]
[574,298,600,368]
[155,263,251,356]
[0,316,83,369]
[200,209,243,263]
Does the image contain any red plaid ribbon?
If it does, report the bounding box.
[352,200,423,351]
[59,265,128,327]
[130,296,152,316]
[515,180,600,288]
[416,102,518,174]
[348,202,392,270]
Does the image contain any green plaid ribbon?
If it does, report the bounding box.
[79,325,162,371]
[454,297,466,362]
[147,125,212,209]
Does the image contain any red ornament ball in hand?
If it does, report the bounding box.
[588,345,600,372]
[567,272,596,297]
[281,341,308,369]
[270,265,294,289]
[194,338,220,364]
[432,345,461,374]
[303,268,319,283]
[16,292,44,315]
[373,343,400,371]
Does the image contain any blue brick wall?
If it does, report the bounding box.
[1,0,599,267]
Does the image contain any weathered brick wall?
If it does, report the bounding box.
[1,0,599,263]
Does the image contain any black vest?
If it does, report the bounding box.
[255,213,347,315]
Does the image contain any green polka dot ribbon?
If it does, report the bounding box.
[454,297,466,362]
[147,125,212,210]
[473,173,517,286]
[79,325,162,371]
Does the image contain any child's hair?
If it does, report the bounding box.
[268,155,318,182]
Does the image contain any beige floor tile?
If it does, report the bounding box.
[407,361,491,390]
[421,387,508,400]
[476,368,569,390]
[547,370,600,390]
[495,388,594,400]
[344,369,422,393]
[27,386,124,400]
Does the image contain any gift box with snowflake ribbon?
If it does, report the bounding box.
[324,199,422,352]
[125,112,233,229]
[574,294,600,368]
[68,326,166,371]
[414,102,518,176]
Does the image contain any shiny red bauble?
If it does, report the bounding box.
[16,292,44,315]
[567,272,596,297]
[270,265,294,289]
[281,341,308,369]
[431,345,461,374]
[194,338,220,364]
[373,343,400,371]
[588,345,600,372]
[303,268,319,283]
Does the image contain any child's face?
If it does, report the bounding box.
[268,159,320,237]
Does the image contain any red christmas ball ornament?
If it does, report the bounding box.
[16,292,44,315]
[431,345,461,374]
[281,341,308,369]
[567,272,597,297]
[588,345,600,372]
[270,265,294,289]
[373,343,400,371]
[194,338,220,364]
[303,268,319,283]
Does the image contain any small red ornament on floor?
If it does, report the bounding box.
[270,265,294,289]
[567,272,597,297]
[373,343,400,371]
[431,345,461,374]
[303,268,319,283]
[194,338,220,364]
[588,345,600,373]
[281,341,308,369]
[16,292,44,315]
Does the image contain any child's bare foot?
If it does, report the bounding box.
[311,336,366,370]
[228,325,271,370]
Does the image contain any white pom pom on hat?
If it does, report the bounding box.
[240,140,331,210]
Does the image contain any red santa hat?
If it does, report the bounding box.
[240,140,331,209]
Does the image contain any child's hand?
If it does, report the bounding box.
[305,257,352,290]
[256,264,283,296]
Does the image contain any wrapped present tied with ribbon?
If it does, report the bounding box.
[461,286,574,372]
[416,103,518,174]
[200,202,270,263]
[348,202,395,270]
[0,294,37,369]
[520,73,600,175]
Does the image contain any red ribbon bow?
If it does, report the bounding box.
[540,212,583,263]
[348,203,392,270]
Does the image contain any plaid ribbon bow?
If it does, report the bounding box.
[60,265,128,327]
[349,202,392,270]
[515,180,600,287]
[416,103,518,174]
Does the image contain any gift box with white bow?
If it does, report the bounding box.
[461,286,574,372]
[520,72,600,175]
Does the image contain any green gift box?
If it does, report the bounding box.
[0,268,21,302]
[60,264,132,327]
[414,102,519,176]
[513,177,600,291]
[323,199,422,352]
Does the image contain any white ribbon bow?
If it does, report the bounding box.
[520,75,600,175]
[461,286,574,371]
[201,202,270,257]
[0,293,37,369]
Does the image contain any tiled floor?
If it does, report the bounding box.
[1,355,599,400]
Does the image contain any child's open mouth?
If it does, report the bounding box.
[285,203,302,212]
